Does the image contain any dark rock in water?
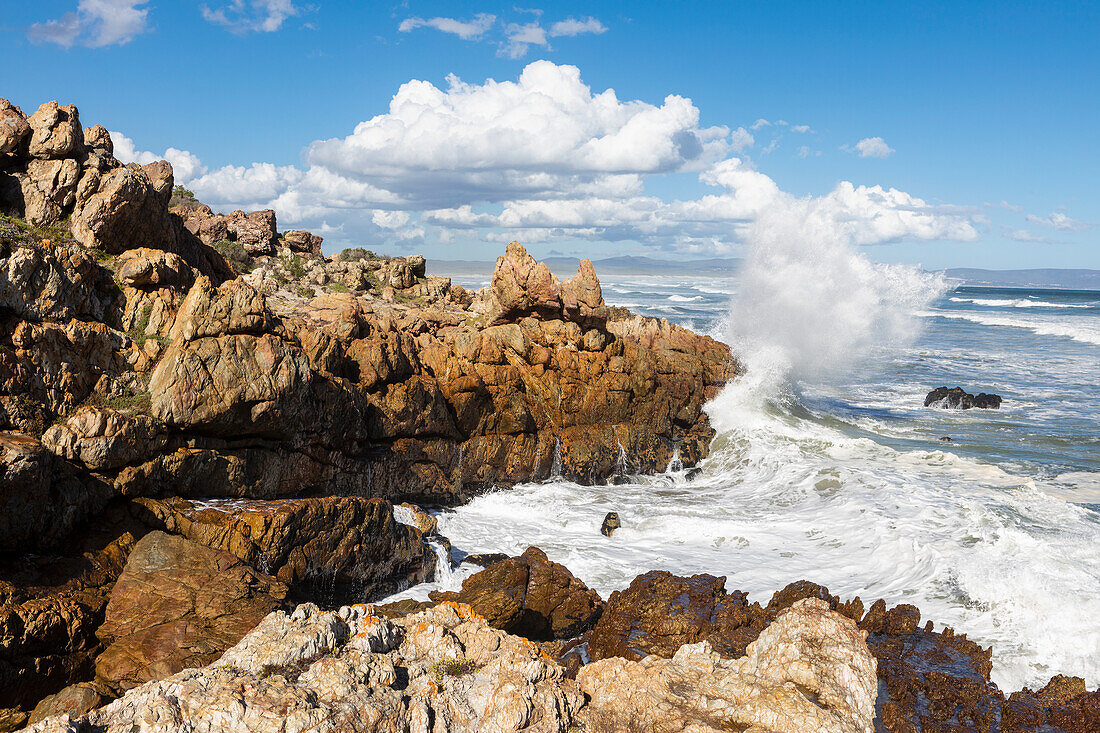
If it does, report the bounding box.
[464,552,510,568]
[600,511,621,537]
[925,386,1002,409]
[940,436,953,441]
[429,546,603,641]
[685,467,704,481]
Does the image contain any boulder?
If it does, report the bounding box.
[578,598,878,733]
[924,386,1002,409]
[179,204,229,244]
[70,162,175,254]
[560,258,608,329]
[95,531,288,692]
[282,229,323,256]
[131,497,435,602]
[599,511,620,537]
[41,408,162,472]
[429,546,603,641]
[116,248,194,290]
[29,682,111,724]
[225,209,277,255]
[16,158,79,225]
[0,99,30,157]
[0,238,116,323]
[26,102,83,160]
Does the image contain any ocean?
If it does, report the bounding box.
[387,267,1100,694]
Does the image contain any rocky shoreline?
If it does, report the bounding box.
[0,99,1096,731]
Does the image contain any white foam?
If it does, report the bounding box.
[668,295,702,302]
[934,312,1100,346]
[950,296,1092,309]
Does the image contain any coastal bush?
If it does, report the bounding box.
[430,656,477,684]
[169,185,201,210]
[211,239,254,272]
[281,252,307,279]
[337,247,384,262]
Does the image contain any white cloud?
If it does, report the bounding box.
[751,118,771,130]
[202,0,301,33]
[500,21,548,58]
[1004,227,1056,243]
[998,200,1024,212]
[797,145,821,158]
[549,17,608,37]
[790,124,813,133]
[398,13,496,40]
[27,0,149,48]
[110,130,208,183]
[167,61,976,253]
[1026,211,1094,232]
[851,136,895,159]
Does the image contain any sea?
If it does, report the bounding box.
[389,259,1100,693]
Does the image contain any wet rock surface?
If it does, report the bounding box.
[925,386,1003,409]
[429,547,603,641]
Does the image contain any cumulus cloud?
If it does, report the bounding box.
[790,124,813,133]
[549,17,608,37]
[398,13,496,40]
[110,130,208,183]
[202,0,301,33]
[173,61,976,253]
[27,0,150,48]
[1003,227,1057,243]
[1026,211,1094,232]
[850,136,895,159]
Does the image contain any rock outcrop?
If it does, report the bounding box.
[924,386,1003,409]
[93,531,288,692]
[578,598,878,733]
[27,602,588,733]
[429,546,603,641]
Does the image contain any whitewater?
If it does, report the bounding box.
[393,251,1100,693]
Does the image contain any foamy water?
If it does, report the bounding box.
[401,272,1100,693]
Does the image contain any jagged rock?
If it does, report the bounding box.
[560,258,608,329]
[578,598,878,733]
[486,241,563,324]
[116,248,193,290]
[94,531,288,692]
[282,229,323,256]
[27,601,585,733]
[131,496,435,602]
[924,386,1002,409]
[178,204,229,244]
[587,571,770,662]
[0,99,30,157]
[463,552,510,568]
[70,162,174,254]
[1004,675,1100,731]
[41,408,161,472]
[224,209,277,255]
[80,126,112,157]
[0,238,116,322]
[429,546,603,641]
[393,502,438,535]
[26,103,82,161]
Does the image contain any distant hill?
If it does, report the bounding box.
[944,268,1100,290]
[429,255,742,279]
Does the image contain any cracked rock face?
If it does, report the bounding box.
[578,598,878,733]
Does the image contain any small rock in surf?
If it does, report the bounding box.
[601,512,621,537]
[924,386,1002,409]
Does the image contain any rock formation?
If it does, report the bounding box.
[924,386,1003,409]
[0,99,735,722]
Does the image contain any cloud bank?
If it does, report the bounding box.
[118,61,979,254]
[27,0,150,48]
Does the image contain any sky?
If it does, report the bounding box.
[2,1,1097,269]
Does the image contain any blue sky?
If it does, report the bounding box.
[3,1,1097,268]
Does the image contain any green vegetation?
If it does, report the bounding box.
[85,387,155,417]
[337,247,384,262]
[126,303,168,347]
[0,213,73,245]
[296,285,314,299]
[430,657,478,684]
[212,238,254,273]
[327,282,350,293]
[169,185,202,210]
[281,252,307,279]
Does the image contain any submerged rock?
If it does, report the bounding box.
[600,510,621,536]
[924,386,1002,409]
